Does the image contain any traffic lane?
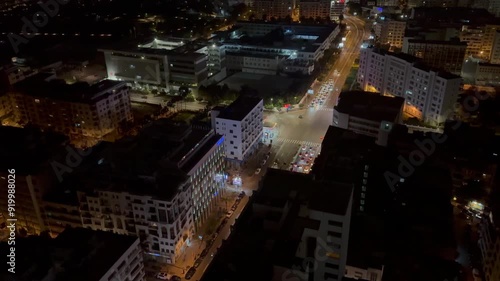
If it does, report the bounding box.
[186,195,250,281]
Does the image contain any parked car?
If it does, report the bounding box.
[238,191,245,198]
[200,248,209,258]
[193,258,202,269]
[156,272,172,280]
[226,210,233,218]
[172,275,181,281]
[255,168,261,174]
[185,268,196,280]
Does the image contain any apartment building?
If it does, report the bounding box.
[378,19,407,49]
[0,92,10,119]
[474,63,500,85]
[0,127,68,236]
[490,30,500,64]
[358,47,462,125]
[333,91,404,146]
[460,25,486,59]
[77,175,193,264]
[252,0,294,19]
[212,96,263,164]
[330,1,345,22]
[0,227,145,281]
[403,39,467,74]
[226,51,286,75]
[298,0,331,19]
[9,73,133,140]
[478,215,500,281]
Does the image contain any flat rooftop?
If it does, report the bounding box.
[216,95,262,121]
[308,181,353,216]
[13,73,127,103]
[335,91,404,122]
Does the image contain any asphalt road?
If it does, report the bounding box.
[267,16,369,170]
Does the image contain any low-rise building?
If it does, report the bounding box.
[9,73,133,141]
[333,91,404,146]
[0,227,145,281]
[212,96,263,165]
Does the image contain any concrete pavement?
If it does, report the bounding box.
[266,16,369,170]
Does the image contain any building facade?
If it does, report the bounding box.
[77,177,194,265]
[298,0,331,19]
[10,75,133,141]
[490,30,500,64]
[212,96,263,164]
[252,0,294,19]
[404,39,467,74]
[478,215,500,281]
[358,47,462,125]
[378,19,407,49]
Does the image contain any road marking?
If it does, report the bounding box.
[275,138,321,147]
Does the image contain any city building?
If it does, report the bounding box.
[490,30,500,64]
[9,73,133,141]
[100,37,209,91]
[477,62,500,85]
[358,47,462,126]
[298,0,331,20]
[478,213,500,281]
[0,127,69,236]
[333,91,404,146]
[201,167,354,281]
[460,25,486,59]
[212,96,263,165]
[0,227,145,281]
[403,39,467,74]
[217,21,340,76]
[72,121,225,263]
[251,0,294,20]
[330,0,345,22]
[377,18,407,49]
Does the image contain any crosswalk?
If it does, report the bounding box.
[317,107,334,112]
[275,138,321,147]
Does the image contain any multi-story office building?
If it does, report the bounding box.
[0,227,146,281]
[358,47,462,125]
[252,0,294,19]
[0,127,69,235]
[333,91,404,146]
[478,214,500,281]
[9,73,133,141]
[403,39,467,74]
[378,19,407,49]
[218,22,340,75]
[490,30,500,64]
[100,38,209,91]
[212,96,263,164]
[298,0,331,19]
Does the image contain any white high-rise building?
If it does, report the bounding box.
[357,47,462,126]
[212,96,263,164]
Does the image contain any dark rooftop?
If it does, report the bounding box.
[334,91,404,123]
[13,73,127,103]
[307,181,353,216]
[0,126,68,175]
[255,168,312,208]
[216,95,262,121]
